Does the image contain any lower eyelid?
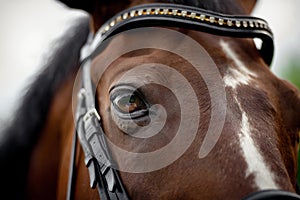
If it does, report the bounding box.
[111,102,149,119]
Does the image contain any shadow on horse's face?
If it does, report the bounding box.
[82,27,300,199]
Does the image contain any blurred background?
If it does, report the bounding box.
[0,1,299,130]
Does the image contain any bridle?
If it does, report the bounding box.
[67,3,300,200]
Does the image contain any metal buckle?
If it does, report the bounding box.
[84,108,101,122]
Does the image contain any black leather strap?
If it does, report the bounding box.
[89,3,274,65]
[243,190,300,200]
[296,182,300,195]
[67,59,130,200]
[66,129,77,200]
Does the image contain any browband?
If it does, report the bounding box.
[85,3,274,65]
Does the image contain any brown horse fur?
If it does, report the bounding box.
[2,0,300,199]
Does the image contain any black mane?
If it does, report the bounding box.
[0,15,89,198]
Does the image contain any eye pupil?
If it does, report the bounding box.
[115,93,147,113]
[129,96,136,103]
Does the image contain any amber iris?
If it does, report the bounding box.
[114,93,147,114]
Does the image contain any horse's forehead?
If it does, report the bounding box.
[91,29,225,77]
[91,30,279,109]
[91,29,295,141]
[91,29,290,110]
[91,45,181,82]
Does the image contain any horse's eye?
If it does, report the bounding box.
[110,85,149,119]
[114,93,146,113]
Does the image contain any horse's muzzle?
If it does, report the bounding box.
[243,190,300,200]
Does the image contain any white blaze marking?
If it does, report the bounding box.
[220,40,257,89]
[220,40,278,189]
[235,96,278,190]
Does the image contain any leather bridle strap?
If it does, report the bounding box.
[88,3,274,65]
[242,190,300,200]
[66,59,130,200]
[66,129,77,200]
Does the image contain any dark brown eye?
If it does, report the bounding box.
[114,93,147,113]
[110,86,149,119]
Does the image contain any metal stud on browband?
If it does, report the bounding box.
[97,5,271,38]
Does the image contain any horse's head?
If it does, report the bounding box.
[41,0,300,199]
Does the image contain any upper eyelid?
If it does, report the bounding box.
[109,84,150,107]
[109,84,149,103]
[109,85,138,102]
[109,83,139,94]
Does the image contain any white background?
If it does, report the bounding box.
[0,0,299,130]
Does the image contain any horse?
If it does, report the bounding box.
[1,0,300,199]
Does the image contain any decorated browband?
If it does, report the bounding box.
[82,3,274,66]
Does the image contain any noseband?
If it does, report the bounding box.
[67,3,300,200]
